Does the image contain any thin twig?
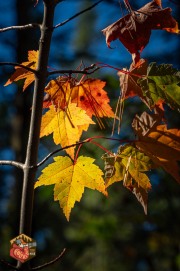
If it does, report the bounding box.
[34,139,91,168]
[53,0,104,29]
[0,23,40,33]
[0,62,37,74]
[32,248,66,270]
[0,160,24,169]
[35,137,137,168]
[48,66,100,76]
[0,259,18,270]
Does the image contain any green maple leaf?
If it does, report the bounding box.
[102,145,154,214]
[138,63,180,110]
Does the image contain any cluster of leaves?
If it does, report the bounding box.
[5,0,180,220]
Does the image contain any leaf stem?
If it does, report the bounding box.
[35,137,138,168]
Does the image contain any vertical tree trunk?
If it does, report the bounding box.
[17,1,56,270]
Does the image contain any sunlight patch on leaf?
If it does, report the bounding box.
[40,103,95,159]
[35,156,107,220]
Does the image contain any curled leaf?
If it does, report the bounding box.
[102,1,179,63]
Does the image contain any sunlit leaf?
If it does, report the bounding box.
[133,112,180,183]
[35,156,107,220]
[71,79,115,119]
[138,63,180,111]
[40,103,95,159]
[4,50,38,91]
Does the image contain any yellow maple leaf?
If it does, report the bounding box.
[43,77,115,128]
[40,103,95,159]
[4,50,38,91]
[102,145,152,214]
[102,145,152,190]
[43,76,72,109]
[35,156,107,220]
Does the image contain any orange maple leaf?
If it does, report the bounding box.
[133,113,180,183]
[71,79,115,119]
[35,155,107,220]
[4,50,38,91]
[43,77,115,127]
[40,103,95,159]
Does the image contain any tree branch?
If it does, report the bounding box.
[48,64,100,75]
[0,62,37,74]
[0,160,24,169]
[0,23,40,33]
[53,0,104,29]
[34,140,90,168]
[32,248,66,270]
[34,137,137,169]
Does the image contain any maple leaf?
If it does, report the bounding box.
[71,79,115,119]
[40,103,95,159]
[132,183,148,215]
[102,145,153,189]
[43,77,115,127]
[118,59,150,105]
[35,156,107,220]
[102,145,152,214]
[132,112,180,183]
[4,50,38,91]
[43,76,73,109]
[138,63,180,111]
[102,0,179,63]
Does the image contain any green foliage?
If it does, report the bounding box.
[138,63,180,110]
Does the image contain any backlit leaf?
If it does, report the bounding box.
[102,1,179,63]
[132,184,148,215]
[71,79,115,119]
[133,112,180,183]
[4,50,38,91]
[102,146,152,189]
[43,76,73,109]
[43,77,115,128]
[138,63,180,111]
[102,145,152,213]
[40,103,95,159]
[35,156,107,220]
[118,59,149,105]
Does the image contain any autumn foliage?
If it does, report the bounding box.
[5,0,180,220]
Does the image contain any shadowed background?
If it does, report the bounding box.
[0,1,180,270]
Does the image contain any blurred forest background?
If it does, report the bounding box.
[0,1,180,271]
